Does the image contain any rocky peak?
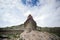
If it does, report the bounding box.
[27,14,33,20]
[24,14,37,31]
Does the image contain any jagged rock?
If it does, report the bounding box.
[20,15,60,40]
[24,14,37,32]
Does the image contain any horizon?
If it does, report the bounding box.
[0,0,60,27]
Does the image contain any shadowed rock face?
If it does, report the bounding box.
[20,15,60,40]
[24,14,37,32]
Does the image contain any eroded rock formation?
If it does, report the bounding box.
[24,14,37,32]
[20,15,60,40]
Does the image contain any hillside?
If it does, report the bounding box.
[0,24,60,36]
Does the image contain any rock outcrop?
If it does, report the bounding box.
[20,14,60,40]
[24,14,37,32]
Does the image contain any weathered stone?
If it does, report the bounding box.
[24,14,37,32]
[20,30,60,40]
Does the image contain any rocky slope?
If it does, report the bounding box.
[20,30,60,40]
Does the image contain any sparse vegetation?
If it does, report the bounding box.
[0,24,60,40]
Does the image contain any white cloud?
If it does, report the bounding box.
[24,10,32,16]
[1,13,23,27]
[0,0,60,27]
[30,0,60,27]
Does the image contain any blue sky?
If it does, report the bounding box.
[0,0,60,27]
